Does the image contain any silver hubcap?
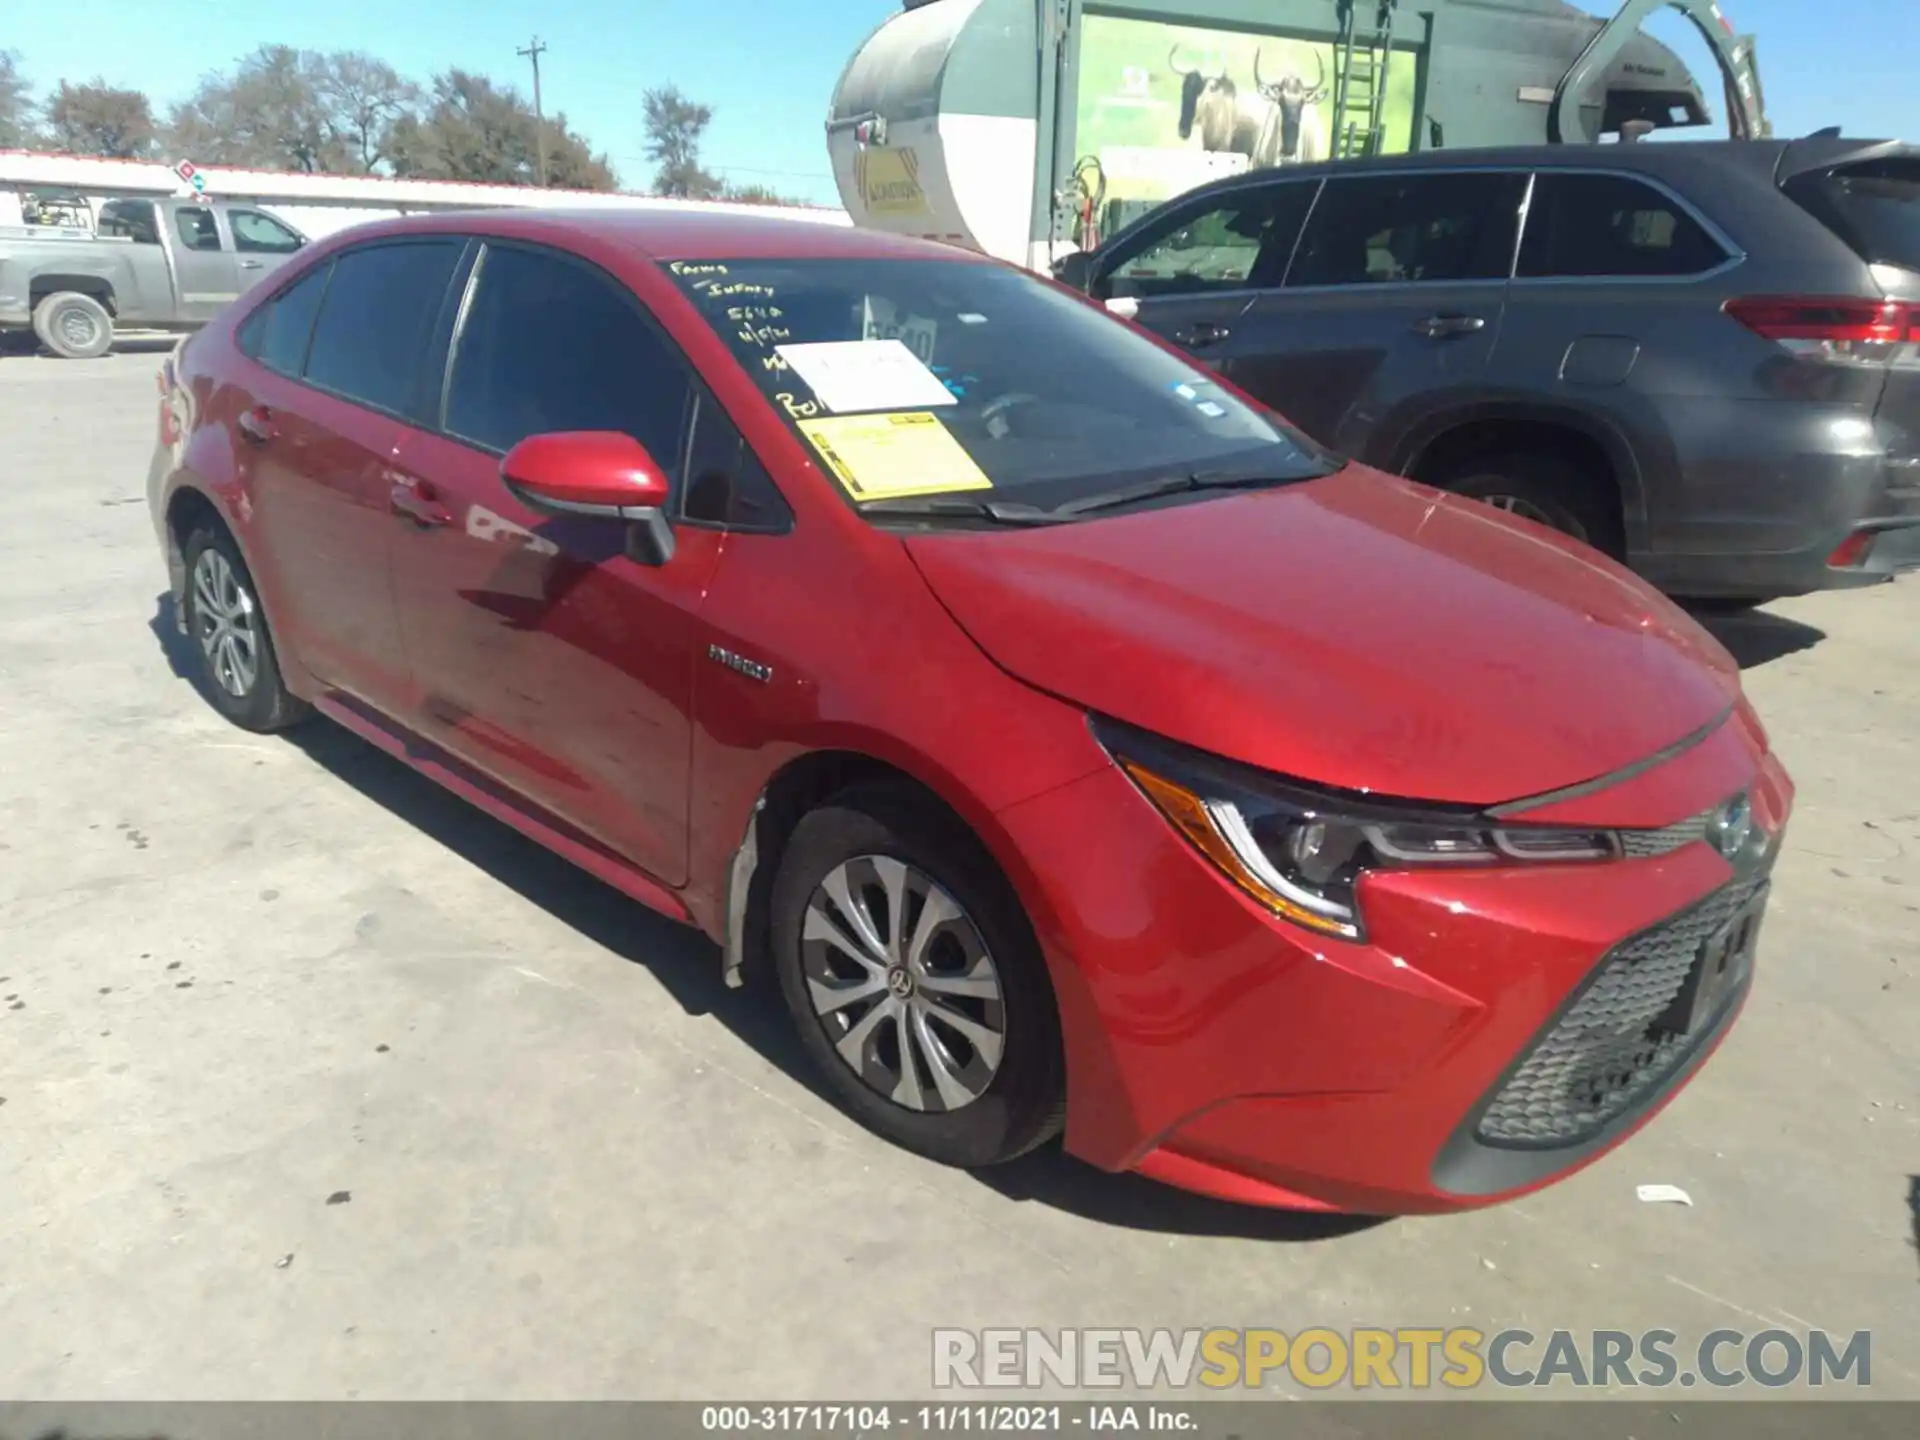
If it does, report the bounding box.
[1482,492,1584,541]
[801,855,1006,1113]
[57,306,100,350]
[191,549,260,698]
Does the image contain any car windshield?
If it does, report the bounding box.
[666,256,1335,520]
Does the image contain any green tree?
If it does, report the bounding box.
[0,51,36,148]
[387,69,613,189]
[643,85,720,198]
[721,180,808,207]
[45,80,155,158]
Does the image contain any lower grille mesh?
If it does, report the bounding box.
[1475,874,1766,1148]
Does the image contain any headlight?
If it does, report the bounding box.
[1095,718,1619,942]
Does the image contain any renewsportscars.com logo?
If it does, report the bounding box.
[931,1328,1873,1391]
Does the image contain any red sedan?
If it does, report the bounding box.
[148,210,1791,1214]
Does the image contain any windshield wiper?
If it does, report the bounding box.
[1046,468,1302,518]
[857,495,1066,525]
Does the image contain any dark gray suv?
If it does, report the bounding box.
[1060,137,1920,602]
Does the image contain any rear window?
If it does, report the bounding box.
[1517,173,1729,279]
[1786,158,1920,273]
[239,263,331,377]
[303,241,462,418]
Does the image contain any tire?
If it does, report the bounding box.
[769,783,1066,1168]
[1437,451,1624,559]
[32,291,114,360]
[179,524,309,733]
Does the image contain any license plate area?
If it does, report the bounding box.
[1656,883,1769,1037]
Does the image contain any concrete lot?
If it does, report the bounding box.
[0,351,1915,1401]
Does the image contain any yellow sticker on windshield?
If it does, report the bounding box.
[797,412,993,501]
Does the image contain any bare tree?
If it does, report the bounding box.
[643,85,720,198]
[45,80,155,158]
[165,45,346,172]
[316,52,419,173]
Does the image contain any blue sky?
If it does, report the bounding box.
[3,1,1914,206]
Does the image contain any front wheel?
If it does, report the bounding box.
[179,525,308,733]
[769,785,1066,1168]
[32,291,114,360]
[1438,452,1623,558]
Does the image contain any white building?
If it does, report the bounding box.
[0,150,851,240]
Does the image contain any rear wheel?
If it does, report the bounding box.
[769,784,1066,1168]
[1437,452,1623,558]
[32,291,113,360]
[180,525,308,733]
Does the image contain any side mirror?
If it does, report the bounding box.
[1053,250,1095,293]
[501,430,676,566]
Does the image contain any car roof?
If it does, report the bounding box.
[315,206,979,265]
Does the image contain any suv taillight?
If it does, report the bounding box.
[1725,295,1919,366]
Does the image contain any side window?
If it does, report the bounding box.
[98,200,158,244]
[680,392,792,532]
[174,207,224,253]
[1287,172,1528,288]
[303,241,464,415]
[443,243,693,471]
[1107,184,1316,299]
[238,263,332,377]
[1517,173,1729,279]
[230,209,304,255]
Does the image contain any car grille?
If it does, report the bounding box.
[1619,811,1714,858]
[1474,872,1767,1149]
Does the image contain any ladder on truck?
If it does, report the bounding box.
[1331,0,1398,160]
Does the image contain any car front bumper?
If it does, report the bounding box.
[993,707,1793,1215]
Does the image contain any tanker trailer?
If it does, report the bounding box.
[826,0,1767,268]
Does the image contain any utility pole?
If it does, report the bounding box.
[517,35,549,187]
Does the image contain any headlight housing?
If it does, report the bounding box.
[1095,718,1622,942]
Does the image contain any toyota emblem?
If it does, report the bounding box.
[1709,792,1754,860]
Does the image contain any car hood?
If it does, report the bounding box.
[902,465,1739,808]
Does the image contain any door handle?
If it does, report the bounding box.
[236,406,276,444]
[390,479,453,529]
[1173,321,1231,349]
[239,259,264,270]
[1413,313,1488,339]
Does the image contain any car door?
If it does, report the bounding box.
[226,207,307,295]
[1090,180,1319,382]
[238,238,467,712]
[167,203,242,322]
[385,239,724,887]
[1497,170,1740,554]
[1223,170,1530,457]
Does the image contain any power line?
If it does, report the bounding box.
[516,36,548,187]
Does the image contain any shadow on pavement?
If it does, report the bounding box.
[1686,603,1827,670]
[973,1144,1388,1241]
[0,332,177,360]
[1907,1175,1919,1281]
[147,593,1388,1242]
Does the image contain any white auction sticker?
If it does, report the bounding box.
[774,339,957,414]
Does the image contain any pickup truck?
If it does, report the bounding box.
[0,196,308,359]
